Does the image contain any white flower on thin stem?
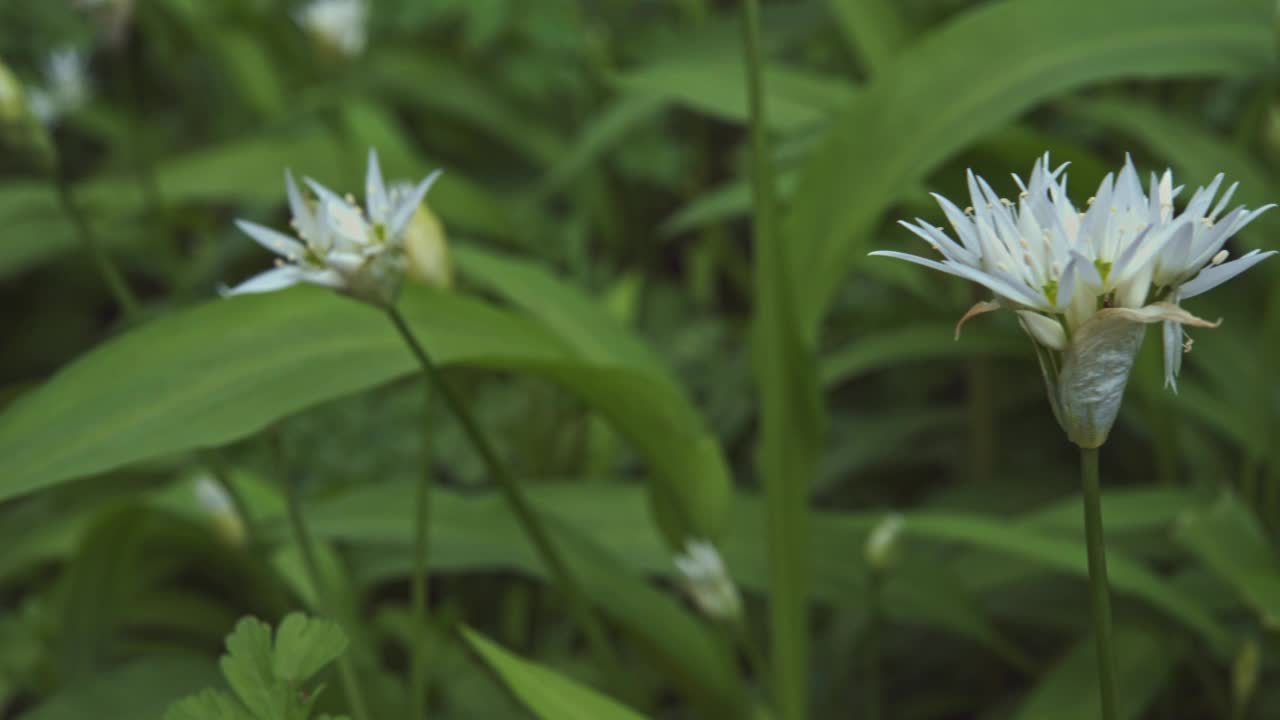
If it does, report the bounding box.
[673,539,742,622]
[295,0,369,58]
[224,148,441,306]
[871,154,1274,447]
[27,48,91,126]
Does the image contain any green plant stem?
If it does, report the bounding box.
[1080,446,1119,720]
[53,170,140,318]
[410,388,435,720]
[866,570,883,720]
[741,1,813,718]
[384,308,622,688]
[284,479,373,720]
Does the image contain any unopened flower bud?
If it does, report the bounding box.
[673,539,741,622]
[402,202,453,290]
[865,514,905,570]
[194,474,245,547]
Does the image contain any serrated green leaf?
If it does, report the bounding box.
[462,628,650,720]
[271,613,349,686]
[220,617,284,720]
[164,689,255,720]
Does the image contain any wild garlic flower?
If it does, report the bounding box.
[225,149,441,307]
[27,49,90,126]
[673,539,742,622]
[872,155,1274,447]
[295,0,369,58]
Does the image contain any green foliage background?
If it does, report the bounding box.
[2,0,1280,718]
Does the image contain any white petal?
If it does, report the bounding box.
[321,197,372,248]
[235,220,305,258]
[869,250,1047,308]
[898,220,978,266]
[1179,250,1277,299]
[1017,310,1067,350]
[365,148,390,224]
[386,169,442,242]
[284,170,318,241]
[220,266,307,296]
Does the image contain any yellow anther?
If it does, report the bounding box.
[1212,249,1229,265]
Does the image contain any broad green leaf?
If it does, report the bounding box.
[453,248,732,541]
[821,323,1025,387]
[614,60,852,131]
[271,614,349,686]
[787,0,1276,334]
[462,628,650,720]
[1013,625,1180,720]
[828,0,908,75]
[0,287,560,501]
[454,246,667,375]
[907,512,1231,653]
[1176,494,1280,628]
[299,482,744,716]
[0,283,730,544]
[20,655,220,720]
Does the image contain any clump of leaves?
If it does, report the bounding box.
[164,613,350,720]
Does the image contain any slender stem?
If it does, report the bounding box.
[741,1,811,718]
[1080,446,1119,720]
[54,170,140,318]
[410,388,435,720]
[284,479,373,720]
[384,308,622,686]
[865,570,883,720]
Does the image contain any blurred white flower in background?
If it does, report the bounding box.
[871,154,1274,446]
[295,0,369,58]
[673,539,742,622]
[27,48,91,126]
[224,149,441,306]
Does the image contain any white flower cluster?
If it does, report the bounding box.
[872,154,1274,391]
[225,149,440,306]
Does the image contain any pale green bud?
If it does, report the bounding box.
[403,202,453,290]
[865,513,905,570]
